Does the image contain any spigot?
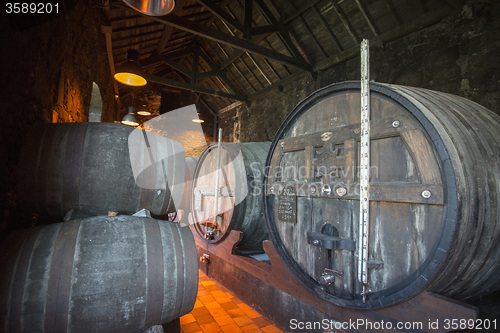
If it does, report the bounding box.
[319,268,343,287]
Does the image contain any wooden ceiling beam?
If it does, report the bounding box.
[204,41,253,95]
[298,15,328,58]
[330,0,360,45]
[383,0,403,25]
[146,13,312,71]
[198,47,244,96]
[243,0,253,39]
[254,0,306,62]
[146,42,247,100]
[148,74,247,102]
[218,0,321,70]
[112,28,164,43]
[195,0,244,32]
[113,36,162,53]
[112,21,159,34]
[354,0,380,36]
[313,6,343,52]
[156,0,188,54]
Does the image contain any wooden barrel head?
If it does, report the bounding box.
[192,145,239,243]
[264,81,486,308]
[191,142,270,249]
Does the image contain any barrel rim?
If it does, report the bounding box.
[263,80,457,309]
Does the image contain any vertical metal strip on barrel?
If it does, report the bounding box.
[44,220,80,332]
[358,39,371,295]
[144,219,165,327]
[6,228,40,332]
[170,223,186,319]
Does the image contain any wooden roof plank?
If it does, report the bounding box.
[383,0,403,25]
[354,0,380,36]
[146,13,312,71]
[313,5,344,52]
[330,0,360,45]
[195,0,245,32]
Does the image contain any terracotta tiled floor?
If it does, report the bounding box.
[180,270,283,333]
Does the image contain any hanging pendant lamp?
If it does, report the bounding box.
[136,105,151,116]
[114,49,147,87]
[122,106,139,126]
[122,0,175,16]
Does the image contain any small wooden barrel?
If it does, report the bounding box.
[191,142,270,250]
[17,123,185,219]
[0,215,198,332]
[264,81,500,308]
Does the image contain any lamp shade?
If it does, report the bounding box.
[122,107,139,126]
[136,105,151,116]
[114,50,147,87]
[122,0,175,16]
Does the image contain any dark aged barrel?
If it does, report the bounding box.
[17,123,185,219]
[0,215,198,332]
[192,142,270,250]
[264,81,500,309]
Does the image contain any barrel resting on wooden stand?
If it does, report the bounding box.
[194,231,477,333]
[191,141,271,253]
[194,80,500,332]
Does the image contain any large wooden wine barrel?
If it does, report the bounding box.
[0,215,198,332]
[17,123,185,219]
[264,81,500,309]
[192,142,270,250]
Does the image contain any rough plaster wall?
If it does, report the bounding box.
[0,0,115,236]
[222,0,499,143]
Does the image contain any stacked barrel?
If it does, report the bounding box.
[3,80,500,325]
[2,123,198,332]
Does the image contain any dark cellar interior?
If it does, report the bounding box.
[0,0,499,332]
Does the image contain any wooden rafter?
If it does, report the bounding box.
[243,0,253,39]
[383,0,403,25]
[354,0,379,36]
[330,0,360,45]
[143,41,247,102]
[254,0,306,62]
[149,74,247,101]
[143,13,312,71]
[107,0,458,115]
[218,0,322,70]
[195,0,244,32]
[313,6,343,52]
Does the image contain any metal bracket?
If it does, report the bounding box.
[307,231,356,251]
[367,259,384,270]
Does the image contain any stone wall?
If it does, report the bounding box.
[219,0,499,143]
[0,0,115,236]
